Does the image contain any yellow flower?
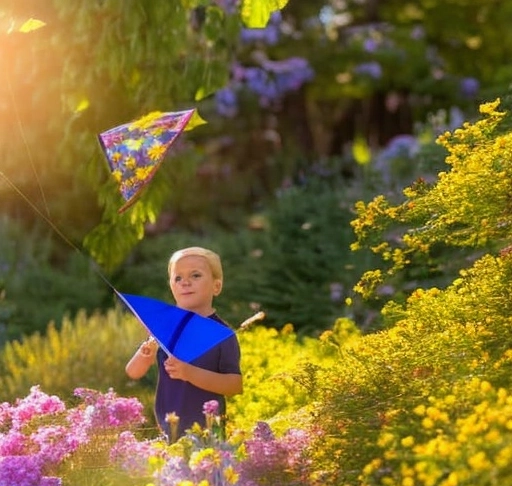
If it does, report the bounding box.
[478,99,501,116]
[223,465,240,484]
[467,451,491,471]
[413,404,426,416]
[401,436,414,447]
[377,432,395,447]
[422,417,434,429]
[135,166,153,182]
[125,155,137,170]
[362,458,382,475]
[189,448,221,469]
[441,472,459,486]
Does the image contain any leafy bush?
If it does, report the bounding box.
[0,304,328,437]
[0,216,108,342]
[0,308,148,404]
[114,175,379,334]
[305,253,512,485]
[301,99,512,485]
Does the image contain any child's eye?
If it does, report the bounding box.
[192,272,202,279]
[174,276,182,282]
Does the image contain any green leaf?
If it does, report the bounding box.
[241,0,289,28]
[83,220,142,273]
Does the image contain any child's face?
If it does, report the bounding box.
[169,255,222,315]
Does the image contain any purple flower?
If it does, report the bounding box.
[203,400,220,416]
[363,38,379,53]
[0,430,29,455]
[110,431,161,476]
[240,11,282,45]
[238,422,311,486]
[0,455,43,486]
[71,388,145,431]
[354,61,382,79]
[30,425,79,465]
[215,88,238,118]
[460,77,479,98]
[10,386,65,430]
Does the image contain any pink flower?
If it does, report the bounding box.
[202,400,219,416]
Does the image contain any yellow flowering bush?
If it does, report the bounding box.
[351,99,512,297]
[302,99,512,485]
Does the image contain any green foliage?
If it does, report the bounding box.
[0,304,329,440]
[0,308,148,403]
[303,252,512,484]
[0,216,108,341]
[351,99,512,298]
[110,174,379,333]
[0,0,244,269]
[222,181,363,332]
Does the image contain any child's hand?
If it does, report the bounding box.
[164,355,189,381]
[139,336,158,357]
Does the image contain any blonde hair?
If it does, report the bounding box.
[168,247,223,281]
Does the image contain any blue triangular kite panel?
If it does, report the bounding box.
[116,291,234,363]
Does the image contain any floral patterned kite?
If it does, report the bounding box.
[98,109,195,213]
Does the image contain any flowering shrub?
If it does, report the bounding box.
[351,98,512,298]
[112,399,313,486]
[237,421,311,486]
[0,385,146,485]
[0,385,313,486]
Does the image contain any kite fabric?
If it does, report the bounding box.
[115,290,235,364]
[98,109,195,213]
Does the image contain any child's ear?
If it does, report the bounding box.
[213,279,222,296]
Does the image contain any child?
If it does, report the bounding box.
[125,246,243,441]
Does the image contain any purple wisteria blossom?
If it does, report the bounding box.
[219,57,314,113]
[215,88,239,118]
[459,77,479,98]
[354,61,383,79]
[241,11,282,45]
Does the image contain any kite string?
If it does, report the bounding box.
[0,170,117,293]
[5,66,51,217]
[3,65,116,289]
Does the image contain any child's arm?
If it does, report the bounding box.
[164,356,243,396]
[125,337,158,379]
